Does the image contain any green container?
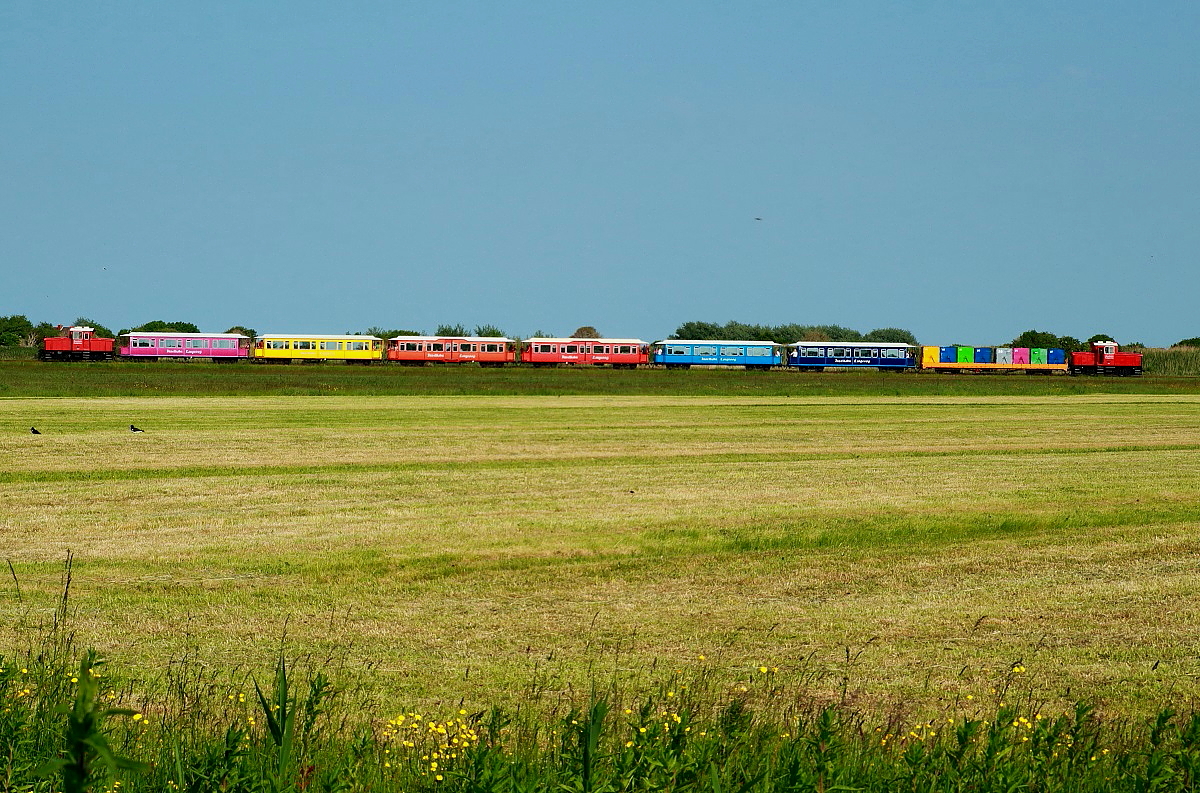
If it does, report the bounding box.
[1031,348,1047,364]
[956,346,974,363]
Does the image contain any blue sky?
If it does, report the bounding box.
[3,2,1197,345]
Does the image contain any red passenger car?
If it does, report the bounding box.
[1069,340,1143,376]
[386,336,516,367]
[521,338,649,369]
[39,325,115,361]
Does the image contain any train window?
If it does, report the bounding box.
[320,341,342,350]
[564,345,579,353]
[484,344,498,352]
[185,339,208,349]
[346,341,366,351]
[212,339,236,349]
[593,345,608,353]
[802,347,823,357]
[429,343,444,351]
[831,347,849,357]
[667,346,688,356]
[293,341,314,350]
[461,343,476,352]
[162,338,182,348]
[721,347,744,356]
[132,338,154,348]
[266,340,288,350]
[693,346,716,355]
[618,345,632,354]
[747,346,770,357]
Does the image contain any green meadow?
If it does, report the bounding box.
[4,391,1200,722]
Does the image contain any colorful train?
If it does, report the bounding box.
[37,326,1143,375]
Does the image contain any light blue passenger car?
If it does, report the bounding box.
[651,340,784,370]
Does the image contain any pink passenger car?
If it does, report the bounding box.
[118,332,251,362]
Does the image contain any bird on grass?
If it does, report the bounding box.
[30,427,41,435]
[130,424,144,433]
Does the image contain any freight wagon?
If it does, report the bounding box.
[919,346,1068,374]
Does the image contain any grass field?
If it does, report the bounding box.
[4,392,1200,724]
[6,359,1200,398]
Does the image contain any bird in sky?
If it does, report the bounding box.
[30,427,41,435]
[130,424,144,433]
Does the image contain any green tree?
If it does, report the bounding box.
[121,319,200,335]
[863,327,919,345]
[529,329,554,338]
[1175,337,1200,348]
[0,314,35,346]
[1057,336,1086,352]
[473,324,507,337]
[1009,329,1061,349]
[1086,333,1117,345]
[224,325,257,339]
[435,323,468,336]
[73,317,116,338]
[361,327,421,339]
[571,326,601,338]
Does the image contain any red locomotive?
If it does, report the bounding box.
[1068,340,1143,376]
[39,325,115,362]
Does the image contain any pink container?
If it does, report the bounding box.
[1012,347,1030,364]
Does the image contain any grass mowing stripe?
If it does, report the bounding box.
[5,442,1200,484]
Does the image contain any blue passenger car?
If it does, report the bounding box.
[786,342,917,371]
[651,340,783,369]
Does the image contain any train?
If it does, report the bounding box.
[36,325,1144,375]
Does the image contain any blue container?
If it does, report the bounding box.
[1047,348,1066,364]
[974,347,994,364]
[939,346,956,363]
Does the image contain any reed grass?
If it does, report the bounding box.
[1143,348,1200,376]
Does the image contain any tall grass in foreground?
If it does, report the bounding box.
[7,632,1200,792]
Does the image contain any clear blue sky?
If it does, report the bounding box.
[3,2,1197,345]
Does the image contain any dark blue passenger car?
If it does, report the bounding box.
[786,342,917,371]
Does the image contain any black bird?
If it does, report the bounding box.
[30,427,40,435]
[130,424,144,433]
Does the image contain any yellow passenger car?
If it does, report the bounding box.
[252,334,383,363]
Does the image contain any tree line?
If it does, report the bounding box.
[670,321,919,345]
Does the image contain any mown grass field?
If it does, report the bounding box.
[4,391,1200,723]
